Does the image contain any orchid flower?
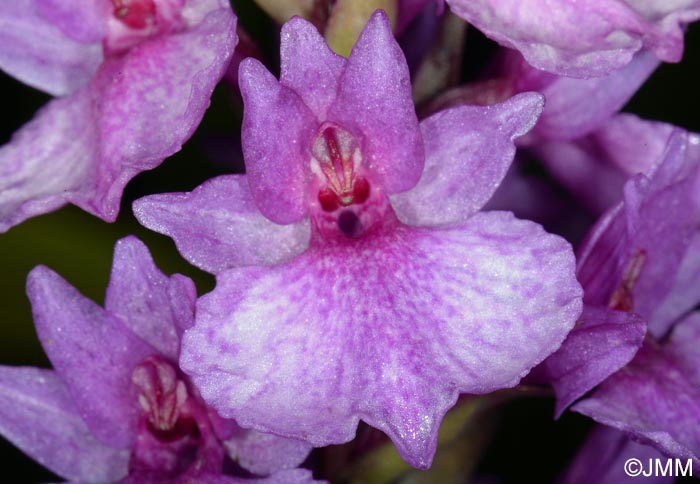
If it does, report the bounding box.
[537,121,700,429]
[0,237,316,483]
[563,128,700,464]
[0,0,237,232]
[134,11,583,468]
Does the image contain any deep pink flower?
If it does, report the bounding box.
[135,11,583,468]
[0,237,316,483]
[0,0,237,232]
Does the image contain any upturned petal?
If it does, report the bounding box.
[239,58,318,224]
[105,236,196,361]
[27,265,153,449]
[573,312,700,463]
[541,305,646,417]
[327,10,424,194]
[446,0,700,77]
[0,366,129,483]
[390,92,543,227]
[181,211,581,468]
[133,175,310,273]
[0,0,103,96]
[280,16,346,120]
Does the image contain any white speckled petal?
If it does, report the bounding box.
[390,92,544,227]
[134,175,310,273]
[0,366,129,483]
[181,212,582,468]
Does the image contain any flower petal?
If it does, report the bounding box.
[36,0,108,43]
[240,58,318,224]
[446,0,700,77]
[224,427,312,475]
[531,114,676,215]
[105,236,196,361]
[520,52,660,141]
[650,233,700,330]
[573,312,700,463]
[390,92,543,227]
[0,4,237,231]
[87,5,237,221]
[0,0,103,96]
[327,10,424,194]
[181,212,581,467]
[576,130,700,336]
[280,16,346,120]
[0,91,97,233]
[134,175,310,273]
[27,266,153,448]
[541,305,646,417]
[0,366,129,484]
